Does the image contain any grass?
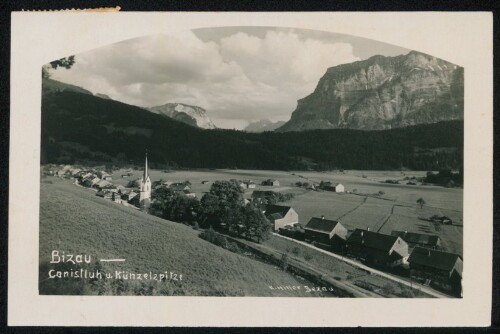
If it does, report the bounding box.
[39,178,319,296]
[109,168,462,255]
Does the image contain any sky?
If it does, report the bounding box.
[49,27,410,129]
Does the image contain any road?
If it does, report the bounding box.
[272,233,452,298]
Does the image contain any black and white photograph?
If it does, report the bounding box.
[8,11,492,327]
[38,25,465,298]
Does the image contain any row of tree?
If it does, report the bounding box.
[149,180,271,243]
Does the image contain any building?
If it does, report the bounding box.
[320,182,345,193]
[408,247,462,295]
[391,230,441,250]
[94,179,112,190]
[264,204,298,231]
[262,179,280,187]
[347,229,409,268]
[138,153,152,204]
[244,181,256,189]
[304,217,348,247]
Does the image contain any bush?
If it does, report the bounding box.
[304,253,313,261]
[193,222,199,230]
[291,247,300,256]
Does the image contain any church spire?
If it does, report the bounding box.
[144,152,148,180]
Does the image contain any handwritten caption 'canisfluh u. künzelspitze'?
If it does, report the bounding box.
[47,250,184,281]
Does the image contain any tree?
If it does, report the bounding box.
[417,197,426,209]
[127,179,140,188]
[199,180,244,228]
[150,189,199,223]
[42,55,76,79]
[241,204,271,243]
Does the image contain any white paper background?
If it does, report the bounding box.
[9,12,493,327]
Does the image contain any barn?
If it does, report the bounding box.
[347,229,409,268]
[408,247,462,296]
[391,230,441,250]
[304,217,348,249]
[264,204,298,231]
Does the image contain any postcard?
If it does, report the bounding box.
[9,11,492,326]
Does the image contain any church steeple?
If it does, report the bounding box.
[139,151,152,203]
[144,152,148,180]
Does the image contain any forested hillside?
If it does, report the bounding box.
[41,90,463,171]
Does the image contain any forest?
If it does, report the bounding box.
[41,90,463,171]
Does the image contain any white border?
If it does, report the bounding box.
[9,12,493,327]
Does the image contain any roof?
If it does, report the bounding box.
[304,217,341,233]
[408,247,462,273]
[322,182,342,187]
[268,213,283,220]
[347,229,401,252]
[391,231,440,247]
[265,204,292,217]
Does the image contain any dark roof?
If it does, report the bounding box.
[268,213,283,220]
[408,247,462,273]
[391,231,441,247]
[347,229,401,252]
[304,217,341,233]
[265,204,291,217]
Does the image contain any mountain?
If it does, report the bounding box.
[277,51,464,132]
[41,90,463,171]
[42,78,93,95]
[95,93,112,100]
[244,120,286,133]
[148,103,216,129]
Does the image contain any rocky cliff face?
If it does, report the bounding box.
[277,51,464,132]
[148,103,217,129]
[244,119,286,132]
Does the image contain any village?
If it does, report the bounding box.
[43,156,463,298]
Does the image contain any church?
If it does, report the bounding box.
[130,153,151,209]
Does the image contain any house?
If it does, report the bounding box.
[430,215,453,225]
[264,204,298,231]
[94,180,112,190]
[96,190,113,200]
[97,170,111,179]
[304,217,348,248]
[121,190,138,202]
[81,176,100,188]
[111,192,122,203]
[244,181,256,189]
[262,179,280,187]
[69,168,82,176]
[320,182,345,193]
[391,230,441,250]
[238,181,248,189]
[183,190,197,198]
[347,229,409,268]
[169,182,191,192]
[408,247,462,295]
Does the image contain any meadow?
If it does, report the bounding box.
[110,168,463,255]
[39,178,326,297]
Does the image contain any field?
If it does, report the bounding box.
[110,168,463,255]
[39,178,328,297]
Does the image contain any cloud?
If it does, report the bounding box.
[50,29,360,129]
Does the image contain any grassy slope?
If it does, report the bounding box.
[39,178,317,297]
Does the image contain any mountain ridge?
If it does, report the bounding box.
[148,103,217,130]
[277,51,464,132]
